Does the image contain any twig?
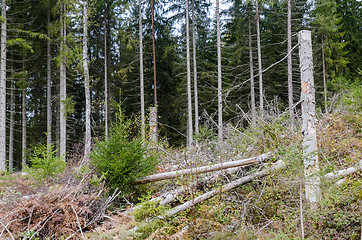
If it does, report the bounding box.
[27,207,34,235]
[253,220,273,236]
[300,177,305,239]
[0,219,15,240]
[71,204,84,239]
[29,209,60,240]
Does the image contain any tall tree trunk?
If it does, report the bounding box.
[59,0,67,160]
[256,0,263,116]
[22,58,27,170]
[299,30,320,204]
[47,8,52,147]
[151,0,158,141]
[0,0,7,171]
[287,0,293,119]
[192,0,199,135]
[9,57,14,172]
[186,0,193,148]
[139,0,145,138]
[248,3,256,126]
[216,0,223,146]
[321,33,327,114]
[83,0,91,161]
[104,16,108,138]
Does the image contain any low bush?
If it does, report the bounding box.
[90,112,158,197]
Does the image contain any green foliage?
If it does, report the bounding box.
[90,112,158,195]
[26,143,66,182]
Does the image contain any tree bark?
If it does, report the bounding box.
[165,160,285,217]
[22,58,27,170]
[151,0,158,139]
[287,0,293,119]
[216,0,223,146]
[0,0,7,171]
[299,30,320,203]
[139,0,145,138]
[248,3,256,126]
[321,33,327,114]
[9,58,14,172]
[192,0,199,135]
[256,0,263,117]
[150,106,157,142]
[104,16,108,138]
[47,8,52,148]
[135,152,272,184]
[60,0,67,161]
[186,0,193,148]
[83,0,91,161]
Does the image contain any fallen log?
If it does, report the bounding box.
[135,152,272,184]
[165,160,285,217]
[323,161,362,180]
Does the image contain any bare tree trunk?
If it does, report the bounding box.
[139,0,145,138]
[299,30,320,203]
[83,0,91,161]
[216,0,223,146]
[186,0,193,148]
[151,0,158,139]
[104,18,108,138]
[321,34,327,114]
[59,0,67,160]
[287,0,293,119]
[256,0,263,116]
[47,8,52,147]
[22,58,27,170]
[248,3,256,126]
[192,0,199,135]
[0,0,7,171]
[150,107,157,142]
[9,58,14,172]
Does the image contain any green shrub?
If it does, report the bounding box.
[90,113,158,196]
[26,143,66,182]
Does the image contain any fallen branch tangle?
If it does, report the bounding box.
[165,160,285,217]
[135,152,272,184]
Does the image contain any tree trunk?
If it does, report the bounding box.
[47,8,52,148]
[192,0,199,135]
[216,0,223,146]
[248,3,256,126]
[256,0,263,116]
[321,33,327,114]
[150,107,157,142]
[287,0,293,119]
[59,0,67,161]
[151,0,158,140]
[135,152,272,184]
[0,0,7,171]
[299,30,320,203]
[104,17,108,138]
[139,0,145,138]
[83,0,91,161]
[186,0,193,148]
[9,58,14,172]
[22,58,27,170]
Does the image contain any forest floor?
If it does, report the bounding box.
[0,87,361,239]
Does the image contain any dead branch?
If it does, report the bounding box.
[324,161,362,180]
[165,160,285,217]
[136,152,272,184]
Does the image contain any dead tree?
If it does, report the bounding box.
[299,30,320,203]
